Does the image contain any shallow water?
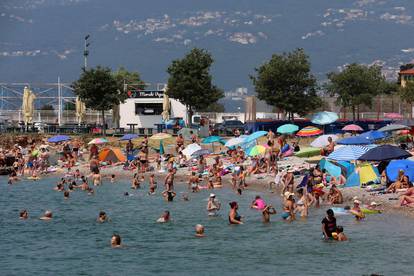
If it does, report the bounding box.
[1,176,413,276]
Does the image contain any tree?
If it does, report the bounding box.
[166,48,224,124]
[326,63,388,121]
[250,48,321,120]
[64,102,75,111]
[399,81,414,119]
[40,104,54,111]
[72,66,120,135]
[113,67,145,95]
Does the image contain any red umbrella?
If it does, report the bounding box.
[342,124,363,132]
[384,113,403,120]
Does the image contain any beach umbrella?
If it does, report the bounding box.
[277,124,299,134]
[98,148,126,163]
[342,124,363,132]
[177,128,198,139]
[182,143,202,157]
[88,138,109,145]
[328,145,377,161]
[386,160,414,182]
[398,129,411,135]
[120,134,139,141]
[384,113,403,120]
[48,135,71,143]
[319,159,342,178]
[346,163,380,187]
[311,111,338,125]
[150,132,172,140]
[358,145,412,161]
[225,137,246,148]
[360,130,386,141]
[337,135,373,145]
[244,131,268,143]
[296,126,323,137]
[247,145,266,157]
[202,136,223,152]
[191,149,211,158]
[378,124,409,132]
[310,134,339,148]
[159,140,165,155]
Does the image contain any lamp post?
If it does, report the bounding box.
[83,34,90,70]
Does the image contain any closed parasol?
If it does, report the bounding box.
[162,86,170,122]
[75,97,86,125]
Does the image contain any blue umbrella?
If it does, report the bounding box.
[311,111,339,125]
[277,124,299,134]
[48,135,70,143]
[191,149,211,158]
[328,145,377,161]
[360,130,386,141]
[337,135,373,145]
[120,134,139,141]
[245,131,268,143]
[159,140,165,155]
[386,160,414,182]
[358,145,412,161]
[201,136,222,144]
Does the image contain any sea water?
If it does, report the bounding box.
[0,176,413,276]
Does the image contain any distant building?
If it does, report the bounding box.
[399,68,414,87]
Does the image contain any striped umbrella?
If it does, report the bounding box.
[296,126,323,137]
[88,138,109,145]
[328,145,377,161]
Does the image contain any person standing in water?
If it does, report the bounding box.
[262,205,277,223]
[250,195,267,210]
[322,209,337,239]
[228,201,243,224]
[282,192,296,221]
[148,174,157,195]
[164,169,175,191]
[207,193,221,216]
[162,190,176,202]
[188,171,200,192]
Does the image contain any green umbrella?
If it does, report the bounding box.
[277,124,299,134]
[159,140,165,155]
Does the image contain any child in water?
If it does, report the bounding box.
[333,226,348,241]
[110,174,116,183]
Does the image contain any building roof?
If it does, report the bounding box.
[399,68,414,75]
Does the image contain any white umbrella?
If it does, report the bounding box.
[182,143,201,157]
[310,134,339,148]
[225,137,246,148]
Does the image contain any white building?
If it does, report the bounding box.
[119,89,187,129]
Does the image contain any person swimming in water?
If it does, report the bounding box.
[334,225,348,241]
[110,174,116,183]
[207,193,221,216]
[63,190,70,199]
[350,200,365,221]
[111,234,122,248]
[262,205,277,223]
[97,211,108,223]
[157,210,170,223]
[19,209,28,219]
[40,210,53,220]
[228,201,243,224]
[195,224,205,237]
[250,195,266,210]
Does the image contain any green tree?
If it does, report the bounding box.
[72,66,120,135]
[40,104,54,111]
[399,81,414,119]
[64,102,75,111]
[166,48,224,124]
[326,63,388,121]
[113,67,145,96]
[250,48,321,120]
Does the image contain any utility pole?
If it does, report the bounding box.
[83,34,90,70]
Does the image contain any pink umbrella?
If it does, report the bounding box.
[384,113,403,120]
[342,124,363,132]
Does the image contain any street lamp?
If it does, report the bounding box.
[83,34,90,70]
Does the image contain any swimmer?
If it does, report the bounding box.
[111,234,122,248]
[262,205,277,223]
[322,209,337,239]
[207,193,221,216]
[40,210,53,220]
[157,210,170,223]
[110,174,116,183]
[64,191,70,199]
[335,226,348,241]
[182,193,190,201]
[162,190,176,202]
[188,172,199,191]
[237,188,242,195]
[195,224,205,238]
[19,209,28,219]
[350,200,365,221]
[87,188,94,195]
[228,201,243,224]
[98,211,108,223]
[131,174,140,189]
[124,192,129,196]
[250,195,267,210]
[282,192,295,221]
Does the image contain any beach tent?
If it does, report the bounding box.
[337,135,373,145]
[360,130,386,141]
[358,145,412,161]
[319,158,342,177]
[310,134,339,148]
[98,148,126,163]
[346,163,380,187]
[386,160,414,182]
[311,111,338,125]
[336,161,355,177]
[328,145,377,161]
